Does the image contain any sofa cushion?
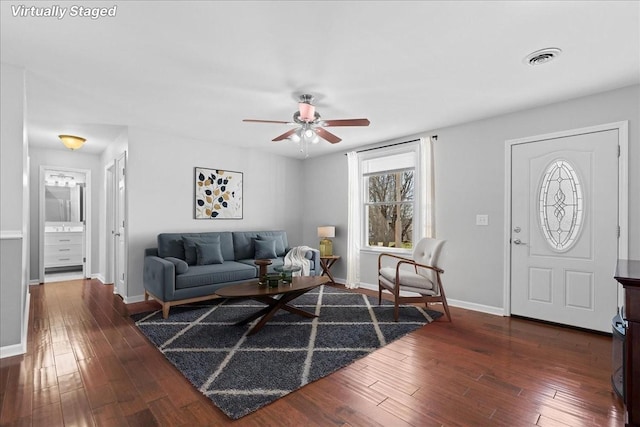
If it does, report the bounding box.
[257,234,285,256]
[232,232,258,260]
[165,257,189,274]
[255,239,277,259]
[232,231,289,260]
[156,235,187,260]
[196,242,224,265]
[157,232,234,261]
[183,235,220,265]
[175,262,256,290]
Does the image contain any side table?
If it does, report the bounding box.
[254,259,272,278]
[320,255,340,285]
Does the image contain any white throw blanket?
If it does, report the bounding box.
[284,246,313,276]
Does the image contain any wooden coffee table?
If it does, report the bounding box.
[215,275,330,335]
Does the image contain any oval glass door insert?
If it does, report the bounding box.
[538,159,584,251]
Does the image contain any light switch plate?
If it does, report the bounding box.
[476,214,489,226]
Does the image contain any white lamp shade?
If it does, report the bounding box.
[317,226,335,238]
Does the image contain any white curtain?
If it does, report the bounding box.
[345,151,361,289]
[420,137,436,238]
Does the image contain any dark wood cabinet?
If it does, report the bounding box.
[614,259,640,427]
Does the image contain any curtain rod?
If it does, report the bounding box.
[346,135,437,155]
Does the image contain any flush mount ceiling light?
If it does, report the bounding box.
[58,134,86,151]
[524,47,562,66]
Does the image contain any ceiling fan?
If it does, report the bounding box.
[242,94,370,145]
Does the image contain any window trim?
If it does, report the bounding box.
[358,141,422,253]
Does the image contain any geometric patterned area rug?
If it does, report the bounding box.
[132,285,442,419]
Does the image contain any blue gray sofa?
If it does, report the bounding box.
[143,230,320,318]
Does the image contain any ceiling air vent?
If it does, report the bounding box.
[524,48,562,66]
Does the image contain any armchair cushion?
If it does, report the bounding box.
[379,267,435,291]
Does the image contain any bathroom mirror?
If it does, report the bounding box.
[45,184,84,223]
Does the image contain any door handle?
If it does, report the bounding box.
[114,232,121,237]
[513,239,527,245]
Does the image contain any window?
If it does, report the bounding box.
[538,159,584,251]
[361,143,421,251]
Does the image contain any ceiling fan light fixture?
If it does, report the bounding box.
[243,93,370,155]
[289,132,301,143]
[58,134,86,150]
[299,102,315,122]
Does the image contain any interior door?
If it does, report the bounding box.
[114,153,127,297]
[510,129,619,332]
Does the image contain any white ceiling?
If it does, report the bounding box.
[2,1,639,158]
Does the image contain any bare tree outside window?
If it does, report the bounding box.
[365,170,414,249]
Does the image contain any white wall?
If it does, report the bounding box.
[125,127,307,300]
[28,147,103,281]
[302,151,349,279]
[1,64,25,232]
[0,62,29,356]
[304,85,639,312]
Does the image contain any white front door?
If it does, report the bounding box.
[510,128,620,332]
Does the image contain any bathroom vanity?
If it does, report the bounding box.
[44,225,84,268]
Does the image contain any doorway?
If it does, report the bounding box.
[39,166,91,283]
[504,122,628,333]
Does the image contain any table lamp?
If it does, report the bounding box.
[318,226,335,256]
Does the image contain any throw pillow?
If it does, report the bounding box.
[183,236,220,265]
[254,239,277,259]
[257,234,285,256]
[165,257,189,274]
[196,242,224,265]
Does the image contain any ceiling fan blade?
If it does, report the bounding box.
[322,118,370,127]
[272,129,297,141]
[315,127,342,144]
[243,119,291,124]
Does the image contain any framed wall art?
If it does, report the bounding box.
[194,167,243,219]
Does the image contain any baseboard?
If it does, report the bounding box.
[29,279,41,285]
[124,294,147,304]
[0,342,25,359]
[355,281,504,316]
[356,281,377,291]
[92,273,107,284]
[446,298,504,316]
[0,293,30,359]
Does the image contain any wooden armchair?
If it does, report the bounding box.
[378,238,451,322]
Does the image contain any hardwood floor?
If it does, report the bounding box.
[0,279,626,426]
